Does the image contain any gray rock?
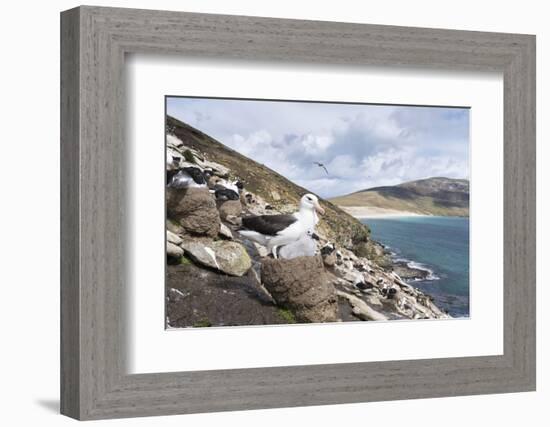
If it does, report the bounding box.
[251,242,269,258]
[167,187,220,237]
[166,218,185,235]
[167,241,184,258]
[261,255,339,323]
[336,290,388,321]
[181,240,252,277]
[219,223,233,239]
[167,230,183,245]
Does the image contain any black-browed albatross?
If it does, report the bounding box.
[212,179,244,201]
[239,193,325,258]
[167,167,210,189]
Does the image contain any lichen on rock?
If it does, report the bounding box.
[181,240,252,277]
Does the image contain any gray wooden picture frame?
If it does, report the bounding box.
[60,5,536,420]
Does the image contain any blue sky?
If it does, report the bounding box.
[167,97,469,199]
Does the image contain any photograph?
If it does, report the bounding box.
[164,97,470,328]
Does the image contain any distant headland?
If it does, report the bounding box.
[329,177,469,218]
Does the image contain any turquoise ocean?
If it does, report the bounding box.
[362,216,470,318]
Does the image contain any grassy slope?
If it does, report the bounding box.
[167,115,374,255]
[330,178,470,217]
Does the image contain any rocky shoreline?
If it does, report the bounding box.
[165,121,450,328]
[357,241,435,282]
[393,261,431,281]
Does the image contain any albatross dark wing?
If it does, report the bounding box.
[242,214,297,236]
[215,188,240,201]
[182,167,207,185]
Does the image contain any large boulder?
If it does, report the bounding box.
[167,187,220,237]
[261,255,339,323]
[181,240,252,277]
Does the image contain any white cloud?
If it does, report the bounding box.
[167,98,469,198]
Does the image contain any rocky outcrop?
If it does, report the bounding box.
[181,240,252,277]
[336,291,388,321]
[392,261,431,281]
[167,187,220,237]
[329,247,448,320]
[261,256,339,323]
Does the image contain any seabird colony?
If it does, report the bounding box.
[167,167,210,189]
[239,193,325,258]
[167,148,323,260]
[166,151,212,189]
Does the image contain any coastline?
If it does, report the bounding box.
[362,214,470,317]
[338,206,429,219]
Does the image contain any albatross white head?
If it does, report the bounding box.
[299,193,325,224]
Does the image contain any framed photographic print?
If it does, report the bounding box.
[164,96,469,328]
[61,6,536,420]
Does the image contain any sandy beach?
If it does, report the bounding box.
[338,206,428,219]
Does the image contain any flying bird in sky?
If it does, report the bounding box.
[313,162,329,175]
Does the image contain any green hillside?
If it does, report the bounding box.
[330,177,469,217]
